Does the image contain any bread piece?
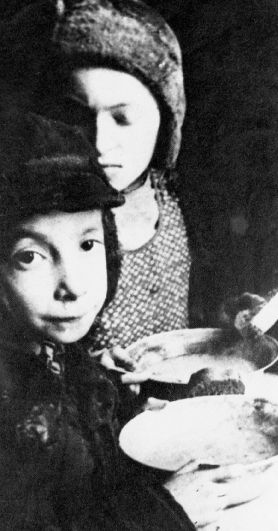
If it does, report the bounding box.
[187,368,245,397]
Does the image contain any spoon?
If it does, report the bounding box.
[250,292,278,335]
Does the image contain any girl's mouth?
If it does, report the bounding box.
[100,164,122,168]
[45,316,82,323]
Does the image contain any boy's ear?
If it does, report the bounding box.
[56,0,72,17]
[0,276,12,316]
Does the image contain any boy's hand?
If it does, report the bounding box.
[91,346,152,396]
[140,397,168,411]
[91,346,152,383]
[91,345,136,372]
[165,457,278,530]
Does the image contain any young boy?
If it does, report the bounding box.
[0,113,196,531]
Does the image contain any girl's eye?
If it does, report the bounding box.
[12,251,44,269]
[113,112,131,126]
[81,240,95,251]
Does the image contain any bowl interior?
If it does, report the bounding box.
[125,328,278,384]
[120,395,278,471]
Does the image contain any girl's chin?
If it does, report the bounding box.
[104,169,140,191]
[44,330,89,344]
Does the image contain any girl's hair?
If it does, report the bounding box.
[102,209,122,307]
[0,0,185,169]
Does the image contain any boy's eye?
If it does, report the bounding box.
[81,239,95,251]
[19,251,35,264]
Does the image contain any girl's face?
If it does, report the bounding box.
[1,210,107,344]
[69,68,161,191]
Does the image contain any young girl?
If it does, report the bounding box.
[0,112,196,531]
[0,0,192,353]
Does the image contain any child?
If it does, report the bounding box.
[0,112,196,531]
[0,0,192,353]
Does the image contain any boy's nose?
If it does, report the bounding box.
[95,113,117,155]
[54,262,87,302]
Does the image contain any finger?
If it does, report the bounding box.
[112,346,132,362]
[226,464,278,507]
[129,384,141,396]
[209,460,278,508]
[100,351,118,370]
[89,347,119,370]
[196,518,223,531]
[194,509,224,529]
[181,487,227,528]
[196,523,222,531]
[143,398,168,411]
[166,469,230,506]
[175,461,240,482]
[121,370,151,384]
[212,463,246,483]
[213,459,276,484]
[110,346,137,371]
[89,347,108,358]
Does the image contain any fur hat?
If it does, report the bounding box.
[1,0,185,168]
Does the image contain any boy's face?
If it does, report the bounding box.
[1,210,107,344]
[69,68,161,191]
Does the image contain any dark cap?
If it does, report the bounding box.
[0,112,124,232]
[0,155,124,223]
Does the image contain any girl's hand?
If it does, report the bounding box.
[219,292,267,336]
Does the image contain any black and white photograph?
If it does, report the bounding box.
[0,1,278,529]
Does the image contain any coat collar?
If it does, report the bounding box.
[29,341,65,376]
[0,321,65,377]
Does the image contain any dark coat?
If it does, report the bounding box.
[0,325,195,531]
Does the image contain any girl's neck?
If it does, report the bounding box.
[121,169,149,195]
[112,171,160,251]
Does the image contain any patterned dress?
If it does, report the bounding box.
[91,171,191,350]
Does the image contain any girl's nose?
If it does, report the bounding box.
[95,112,118,155]
[54,262,87,302]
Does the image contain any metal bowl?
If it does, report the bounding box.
[125,328,278,401]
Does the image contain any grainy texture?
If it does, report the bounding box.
[186,368,245,397]
[91,172,191,349]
